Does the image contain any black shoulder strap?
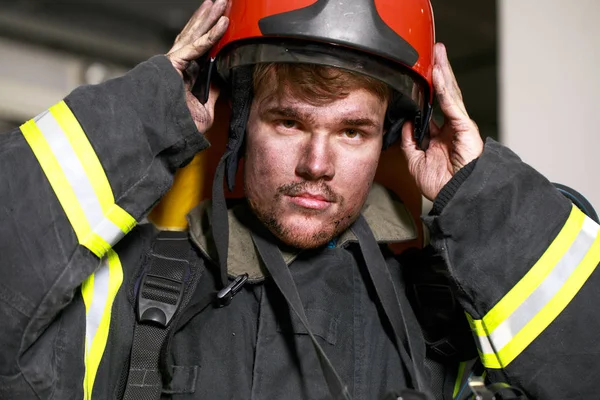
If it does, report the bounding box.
[122,230,204,400]
[351,215,429,395]
[251,230,353,400]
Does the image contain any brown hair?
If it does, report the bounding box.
[252,63,391,106]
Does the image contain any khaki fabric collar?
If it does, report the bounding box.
[187,183,417,283]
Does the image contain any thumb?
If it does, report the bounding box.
[400,120,424,166]
[204,83,221,121]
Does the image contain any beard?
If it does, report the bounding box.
[247,180,361,249]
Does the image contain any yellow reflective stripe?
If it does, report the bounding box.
[84,233,112,259]
[491,226,600,368]
[20,102,136,258]
[81,273,95,314]
[453,361,466,398]
[50,101,115,212]
[469,207,600,369]
[20,118,92,242]
[81,272,94,400]
[106,204,136,234]
[467,315,502,368]
[484,205,584,332]
[82,250,124,400]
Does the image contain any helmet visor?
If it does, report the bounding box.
[215,40,427,113]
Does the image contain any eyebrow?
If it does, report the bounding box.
[263,106,381,130]
[341,118,380,130]
[263,107,315,124]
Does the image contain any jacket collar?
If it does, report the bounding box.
[187,183,417,283]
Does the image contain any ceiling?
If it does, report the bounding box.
[0,0,497,136]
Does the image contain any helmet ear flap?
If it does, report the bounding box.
[383,91,416,150]
[383,91,432,151]
[382,118,406,150]
[224,66,255,191]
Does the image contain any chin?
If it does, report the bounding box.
[254,210,337,249]
[277,226,335,249]
[249,195,361,249]
[271,213,358,249]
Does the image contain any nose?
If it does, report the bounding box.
[295,133,335,181]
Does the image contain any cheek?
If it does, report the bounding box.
[244,126,293,199]
[336,146,381,203]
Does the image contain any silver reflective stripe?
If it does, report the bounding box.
[475,330,495,355]
[85,257,111,350]
[95,218,126,246]
[35,110,124,246]
[477,216,599,352]
[36,111,104,225]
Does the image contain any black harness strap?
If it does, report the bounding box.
[211,155,231,290]
[251,231,353,400]
[123,231,203,400]
[351,215,428,393]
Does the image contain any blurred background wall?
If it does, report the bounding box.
[0,0,497,132]
[500,0,600,206]
[0,0,596,204]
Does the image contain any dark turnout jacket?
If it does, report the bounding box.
[1,55,599,400]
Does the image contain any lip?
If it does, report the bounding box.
[287,193,332,210]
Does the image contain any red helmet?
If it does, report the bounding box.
[205,0,435,149]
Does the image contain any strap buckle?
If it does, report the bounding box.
[215,274,248,308]
[137,273,185,328]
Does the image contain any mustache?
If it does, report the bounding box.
[277,181,339,203]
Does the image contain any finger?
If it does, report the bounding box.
[194,0,229,40]
[191,16,229,55]
[400,121,425,165]
[429,118,441,138]
[171,0,227,53]
[183,60,201,90]
[188,84,220,132]
[186,92,208,130]
[182,0,227,45]
[434,43,467,114]
[434,43,462,101]
[432,64,468,123]
[175,0,214,46]
[204,84,221,120]
[170,16,229,63]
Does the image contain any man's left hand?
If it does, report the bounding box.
[401,43,484,201]
[166,0,230,133]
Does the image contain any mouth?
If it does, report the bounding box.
[286,193,333,210]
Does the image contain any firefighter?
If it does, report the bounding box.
[1,0,599,399]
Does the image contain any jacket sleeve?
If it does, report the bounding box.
[0,55,209,379]
[423,139,600,399]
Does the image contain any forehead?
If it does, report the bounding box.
[255,87,388,124]
[252,63,391,106]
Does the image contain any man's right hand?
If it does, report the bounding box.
[166,0,230,133]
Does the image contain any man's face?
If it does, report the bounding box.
[244,81,387,249]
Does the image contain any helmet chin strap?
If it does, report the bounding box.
[210,66,254,289]
[210,153,232,289]
[224,66,255,191]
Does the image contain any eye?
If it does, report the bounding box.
[344,129,360,139]
[281,120,297,129]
